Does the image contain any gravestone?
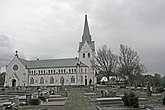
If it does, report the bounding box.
[101,90,104,97]
[38,89,41,96]
[54,87,58,94]
[161,91,165,105]
[65,88,68,97]
[146,82,151,97]
[26,94,32,105]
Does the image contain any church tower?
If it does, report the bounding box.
[78,15,95,84]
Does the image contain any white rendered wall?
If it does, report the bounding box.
[5,56,28,87]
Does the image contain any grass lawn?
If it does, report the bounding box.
[20,87,97,110]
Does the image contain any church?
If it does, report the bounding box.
[4,15,96,87]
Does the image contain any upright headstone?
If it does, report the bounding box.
[26,94,32,105]
[54,87,58,94]
[65,88,68,97]
[147,82,151,97]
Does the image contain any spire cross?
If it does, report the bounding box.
[15,50,18,57]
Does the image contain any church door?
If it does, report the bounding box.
[12,79,16,87]
[85,79,87,85]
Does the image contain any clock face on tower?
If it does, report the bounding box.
[13,65,19,71]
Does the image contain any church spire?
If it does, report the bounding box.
[82,14,91,42]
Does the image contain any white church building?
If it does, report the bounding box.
[4,15,97,87]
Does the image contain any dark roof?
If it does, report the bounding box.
[18,58,88,69]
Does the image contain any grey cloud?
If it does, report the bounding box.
[0,34,14,67]
[0,0,165,75]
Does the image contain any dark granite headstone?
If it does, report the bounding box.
[26,94,32,105]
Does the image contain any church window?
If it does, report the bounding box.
[30,77,34,84]
[40,77,44,84]
[50,77,54,84]
[83,53,85,58]
[88,53,90,58]
[71,76,75,83]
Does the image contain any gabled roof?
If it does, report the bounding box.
[18,58,88,69]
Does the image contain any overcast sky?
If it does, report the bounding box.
[0,0,165,75]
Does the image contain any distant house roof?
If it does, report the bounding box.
[18,58,88,69]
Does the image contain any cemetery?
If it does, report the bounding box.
[0,79,165,110]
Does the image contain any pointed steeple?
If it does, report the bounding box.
[82,15,91,42]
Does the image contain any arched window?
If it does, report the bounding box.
[61,69,63,73]
[85,69,87,73]
[59,70,60,74]
[48,70,50,74]
[71,76,75,83]
[69,69,71,73]
[64,69,66,73]
[54,70,55,74]
[83,53,85,58]
[74,69,76,73]
[72,69,73,73]
[40,77,44,84]
[88,53,90,58]
[81,69,83,73]
[30,77,34,84]
[39,70,40,74]
[51,70,53,74]
[44,70,45,74]
[50,77,54,84]
[34,71,36,74]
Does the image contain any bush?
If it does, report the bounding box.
[158,86,164,93]
[163,98,165,105]
[122,92,139,108]
[30,99,41,105]
[38,96,48,102]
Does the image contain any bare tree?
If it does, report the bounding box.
[91,45,118,82]
[118,44,147,86]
